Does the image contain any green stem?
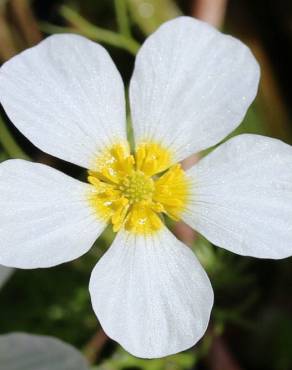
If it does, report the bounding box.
[0,117,30,160]
[60,6,139,56]
[114,0,131,37]
[40,22,77,35]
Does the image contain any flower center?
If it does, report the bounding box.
[118,171,154,204]
[87,142,190,235]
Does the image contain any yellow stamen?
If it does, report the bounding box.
[153,164,190,221]
[87,142,189,235]
[135,142,172,176]
[89,143,134,184]
[124,202,163,235]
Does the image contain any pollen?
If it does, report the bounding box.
[87,142,190,235]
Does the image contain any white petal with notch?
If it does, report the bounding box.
[183,134,292,259]
[130,17,260,162]
[0,159,105,268]
[89,227,213,358]
[0,34,127,169]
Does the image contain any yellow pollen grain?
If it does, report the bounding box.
[87,142,189,235]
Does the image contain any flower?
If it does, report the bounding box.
[0,16,291,359]
[0,333,90,369]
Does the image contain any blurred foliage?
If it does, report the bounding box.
[0,0,292,370]
[127,0,181,35]
[94,348,196,370]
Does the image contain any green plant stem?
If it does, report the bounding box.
[40,22,77,35]
[0,118,30,160]
[59,6,139,56]
[114,0,131,37]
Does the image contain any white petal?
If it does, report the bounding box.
[130,17,259,162]
[0,160,105,268]
[183,134,292,259]
[0,333,90,370]
[0,34,126,169]
[89,227,213,358]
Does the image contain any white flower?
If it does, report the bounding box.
[0,333,90,369]
[0,16,291,359]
